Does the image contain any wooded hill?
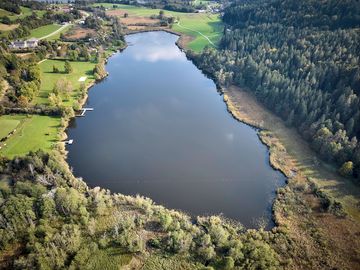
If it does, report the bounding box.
[193,0,360,181]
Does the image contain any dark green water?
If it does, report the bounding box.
[66,31,285,228]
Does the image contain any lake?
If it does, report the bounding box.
[66,31,285,228]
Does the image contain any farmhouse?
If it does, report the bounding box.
[9,38,39,50]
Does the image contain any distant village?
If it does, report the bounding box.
[8,4,79,50]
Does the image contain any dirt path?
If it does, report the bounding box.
[176,22,216,47]
[37,59,47,65]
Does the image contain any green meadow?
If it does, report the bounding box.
[94,3,223,51]
[46,24,72,41]
[7,6,46,21]
[0,118,20,139]
[0,59,96,158]
[0,8,13,17]
[0,114,60,158]
[28,24,62,39]
[36,59,96,106]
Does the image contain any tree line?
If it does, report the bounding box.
[191,0,360,181]
[0,151,282,269]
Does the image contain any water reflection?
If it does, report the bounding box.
[66,32,285,228]
[130,32,185,62]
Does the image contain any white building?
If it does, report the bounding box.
[9,38,39,50]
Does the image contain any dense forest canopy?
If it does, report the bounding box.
[193,0,360,181]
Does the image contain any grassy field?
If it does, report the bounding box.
[46,24,72,41]
[27,24,62,39]
[7,7,46,21]
[0,115,60,158]
[0,8,13,17]
[95,3,223,51]
[36,59,96,106]
[172,15,223,51]
[0,119,20,139]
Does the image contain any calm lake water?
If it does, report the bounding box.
[66,32,285,228]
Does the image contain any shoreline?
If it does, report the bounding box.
[59,29,360,227]
[60,30,285,230]
[59,47,125,158]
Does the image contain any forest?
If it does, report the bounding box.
[192,0,360,181]
[0,151,282,269]
[1,0,360,268]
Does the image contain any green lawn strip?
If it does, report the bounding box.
[0,114,60,158]
[0,119,20,139]
[27,24,62,39]
[36,59,96,106]
[94,3,223,51]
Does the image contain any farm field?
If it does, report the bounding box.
[96,3,223,51]
[36,59,96,106]
[0,114,60,158]
[27,24,62,39]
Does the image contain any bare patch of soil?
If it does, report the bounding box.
[176,34,195,49]
[0,23,18,31]
[64,26,96,40]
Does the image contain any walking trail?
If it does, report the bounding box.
[176,22,216,47]
[38,24,71,40]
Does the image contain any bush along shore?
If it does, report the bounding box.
[0,28,288,270]
[1,1,360,268]
[0,30,356,269]
[183,3,360,267]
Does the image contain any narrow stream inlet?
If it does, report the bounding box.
[66,31,285,228]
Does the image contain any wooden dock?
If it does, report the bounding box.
[64,139,74,145]
[78,108,94,117]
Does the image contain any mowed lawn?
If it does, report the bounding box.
[28,24,62,39]
[36,59,96,106]
[0,115,60,158]
[95,3,223,51]
[0,118,20,139]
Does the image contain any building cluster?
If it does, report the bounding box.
[9,38,39,50]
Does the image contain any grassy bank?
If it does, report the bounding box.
[0,58,97,159]
[36,59,96,106]
[223,86,360,268]
[95,3,223,51]
[27,24,62,39]
[0,114,60,158]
